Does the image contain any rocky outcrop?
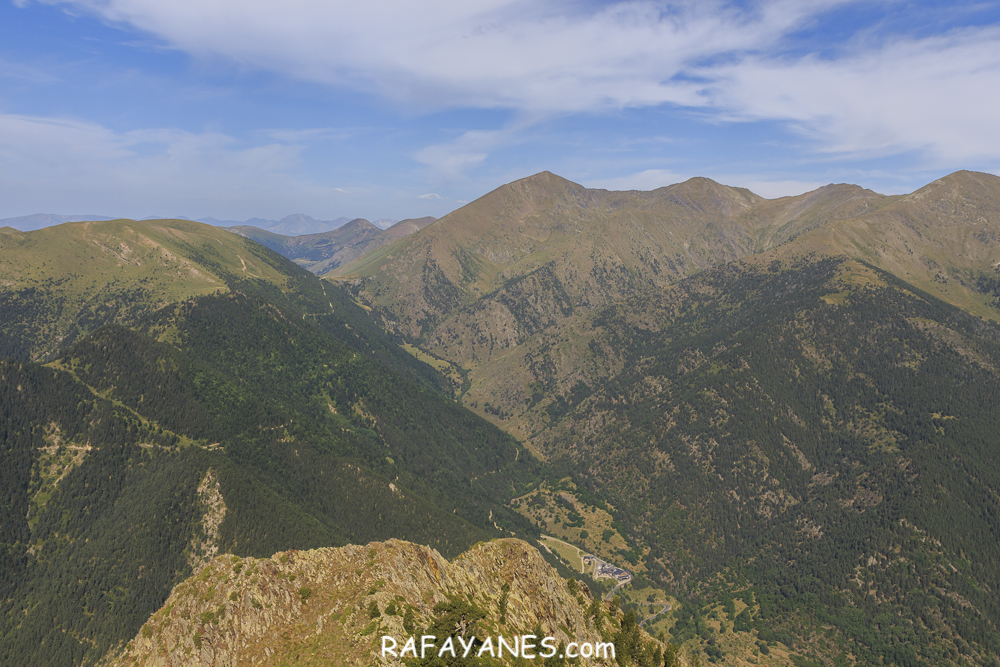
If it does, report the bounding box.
[185,469,227,571]
[104,539,633,667]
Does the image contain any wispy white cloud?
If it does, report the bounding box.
[704,25,1000,164]
[413,127,518,179]
[414,145,488,179]
[0,113,351,218]
[418,193,445,200]
[16,0,1000,185]
[32,0,849,112]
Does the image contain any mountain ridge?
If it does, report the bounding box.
[6,168,1000,666]
[331,170,1000,349]
[102,538,632,667]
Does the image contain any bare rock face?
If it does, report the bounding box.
[104,539,629,667]
[186,469,226,572]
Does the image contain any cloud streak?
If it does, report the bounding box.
[0,113,350,218]
[34,0,847,112]
[707,25,1000,163]
[28,0,1000,171]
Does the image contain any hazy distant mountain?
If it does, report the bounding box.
[0,213,115,231]
[196,214,351,234]
[382,215,436,240]
[267,213,345,235]
[211,214,400,234]
[226,216,435,274]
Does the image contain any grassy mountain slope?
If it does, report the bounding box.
[783,171,1000,319]
[0,218,301,361]
[0,217,450,388]
[329,172,1000,441]
[330,173,887,347]
[382,216,437,240]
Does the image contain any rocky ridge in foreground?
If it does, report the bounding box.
[104,539,637,667]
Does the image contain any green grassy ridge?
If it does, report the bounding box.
[538,257,1000,665]
[0,217,452,394]
[0,218,287,361]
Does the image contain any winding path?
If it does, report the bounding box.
[638,602,672,628]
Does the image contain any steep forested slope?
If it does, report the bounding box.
[0,222,541,666]
[534,257,1000,665]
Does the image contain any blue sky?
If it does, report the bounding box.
[2,0,1000,223]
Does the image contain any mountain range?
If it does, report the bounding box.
[331,170,1000,439]
[329,169,1000,665]
[0,213,400,235]
[3,170,1000,666]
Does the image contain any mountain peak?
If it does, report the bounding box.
[503,170,587,195]
[915,169,1000,193]
[656,175,762,215]
[339,217,378,232]
[902,170,1000,210]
